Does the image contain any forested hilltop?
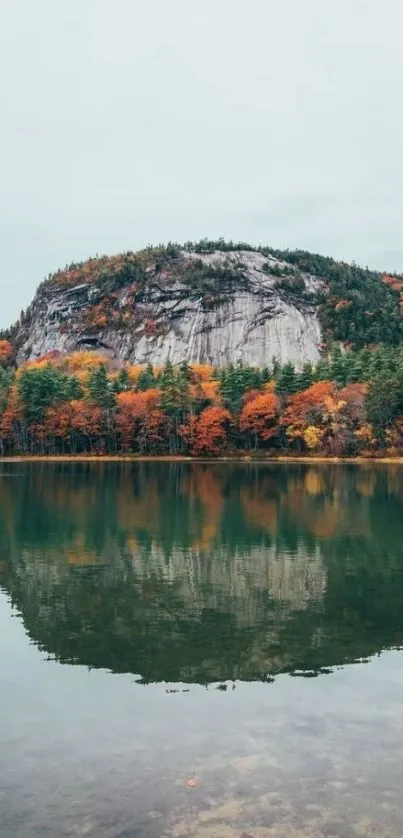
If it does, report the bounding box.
[4,239,403,369]
[1,239,403,457]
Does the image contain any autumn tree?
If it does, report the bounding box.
[115,389,161,451]
[139,408,171,453]
[239,392,280,448]
[281,381,338,452]
[180,406,231,456]
[0,340,14,368]
[1,380,23,453]
[4,346,403,457]
[282,380,370,454]
[42,402,75,453]
[70,400,102,453]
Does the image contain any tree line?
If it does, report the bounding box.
[1,340,403,456]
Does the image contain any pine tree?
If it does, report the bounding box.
[158,360,175,389]
[137,363,155,391]
[297,362,314,391]
[329,346,347,387]
[114,368,130,393]
[276,362,297,396]
[179,361,192,382]
[366,377,400,444]
[261,366,271,384]
[87,364,115,410]
[314,359,331,381]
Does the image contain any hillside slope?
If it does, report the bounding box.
[9,241,403,368]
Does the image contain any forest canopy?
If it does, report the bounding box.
[1,346,403,456]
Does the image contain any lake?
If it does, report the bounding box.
[1,462,403,837]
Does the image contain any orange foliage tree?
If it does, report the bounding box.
[281,381,336,451]
[180,406,231,456]
[0,341,14,367]
[282,381,368,454]
[115,389,161,450]
[2,343,401,457]
[139,409,171,453]
[239,392,280,447]
[70,400,102,452]
[1,384,24,450]
[41,402,75,452]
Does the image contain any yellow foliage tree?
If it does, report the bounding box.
[303,425,324,450]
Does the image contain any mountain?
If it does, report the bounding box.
[8,240,403,368]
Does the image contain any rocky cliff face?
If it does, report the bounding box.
[13,247,325,368]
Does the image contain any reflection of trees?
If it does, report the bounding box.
[1,463,403,683]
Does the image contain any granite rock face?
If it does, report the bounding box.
[14,249,324,368]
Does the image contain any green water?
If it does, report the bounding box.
[1,462,403,836]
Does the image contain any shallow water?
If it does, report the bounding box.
[1,461,403,837]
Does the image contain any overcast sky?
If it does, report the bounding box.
[1,0,403,326]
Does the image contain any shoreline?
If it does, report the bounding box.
[0,454,403,465]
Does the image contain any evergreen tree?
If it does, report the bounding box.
[276,362,297,397]
[329,346,347,387]
[87,364,115,410]
[158,360,175,389]
[314,359,331,381]
[179,361,192,382]
[346,354,365,383]
[114,368,130,393]
[18,365,76,425]
[297,362,314,391]
[261,366,271,384]
[219,364,259,413]
[159,365,191,452]
[366,377,401,444]
[271,356,280,379]
[137,363,155,391]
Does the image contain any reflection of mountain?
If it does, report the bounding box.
[1,462,403,683]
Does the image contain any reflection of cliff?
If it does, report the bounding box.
[1,536,327,680]
[129,542,326,619]
[1,462,403,683]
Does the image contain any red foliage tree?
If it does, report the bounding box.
[70,400,102,452]
[282,381,368,454]
[281,381,336,441]
[180,406,231,456]
[139,409,171,453]
[41,402,74,451]
[0,340,14,367]
[1,384,24,450]
[115,389,161,450]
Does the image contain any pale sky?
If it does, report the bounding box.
[1,0,403,327]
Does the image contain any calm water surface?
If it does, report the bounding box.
[1,462,403,837]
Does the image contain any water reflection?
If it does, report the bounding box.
[1,462,403,682]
